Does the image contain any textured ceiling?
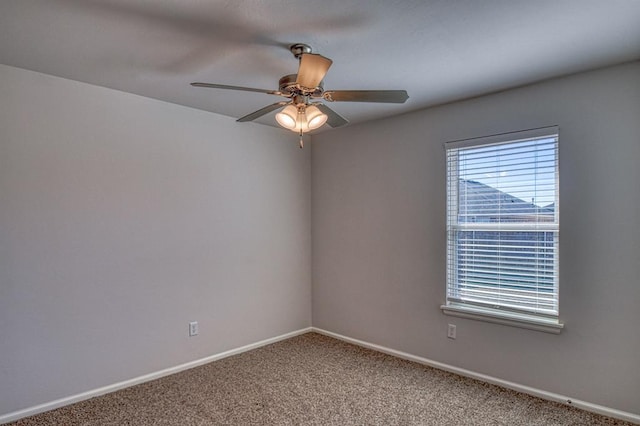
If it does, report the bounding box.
[2,0,640,132]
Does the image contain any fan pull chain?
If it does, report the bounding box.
[299,130,304,149]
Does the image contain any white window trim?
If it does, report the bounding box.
[443,126,563,333]
[440,304,564,334]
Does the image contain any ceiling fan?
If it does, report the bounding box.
[191,43,409,148]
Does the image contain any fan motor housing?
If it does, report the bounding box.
[279,74,323,97]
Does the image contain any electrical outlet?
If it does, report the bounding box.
[447,324,456,339]
[189,321,199,337]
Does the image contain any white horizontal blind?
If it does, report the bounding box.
[446,128,559,319]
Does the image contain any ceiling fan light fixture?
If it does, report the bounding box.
[275,104,327,132]
[275,105,298,129]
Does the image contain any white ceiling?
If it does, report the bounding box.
[2,0,640,132]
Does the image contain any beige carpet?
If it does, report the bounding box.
[9,332,633,425]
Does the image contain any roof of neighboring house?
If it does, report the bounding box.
[458,180,554,222]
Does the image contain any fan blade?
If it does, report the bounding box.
[237,101,290,122]
[191,82,281,96]
[296,53,333,89]
[323,90,409,103]
[315,104,349,128]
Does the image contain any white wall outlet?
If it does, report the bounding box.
[189,321,199,337]
[447,324,457,339]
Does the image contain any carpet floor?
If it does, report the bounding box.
[8,332,633,425]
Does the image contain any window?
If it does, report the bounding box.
[442,127,563,333]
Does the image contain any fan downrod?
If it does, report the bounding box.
[289,43,312,59]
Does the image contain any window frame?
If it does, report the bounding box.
[441,126,564,334]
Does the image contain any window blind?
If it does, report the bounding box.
[446,128,559,319]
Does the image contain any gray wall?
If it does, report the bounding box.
[311,61,640,414]
[0,65,311,415]
[2,60,639,418]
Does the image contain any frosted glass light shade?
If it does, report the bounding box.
[275,105,298,129]
[305,105,328,130]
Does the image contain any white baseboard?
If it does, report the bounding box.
[311,327,640,425]
[0,327,313,425]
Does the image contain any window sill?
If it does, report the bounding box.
[440,304,564,334]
